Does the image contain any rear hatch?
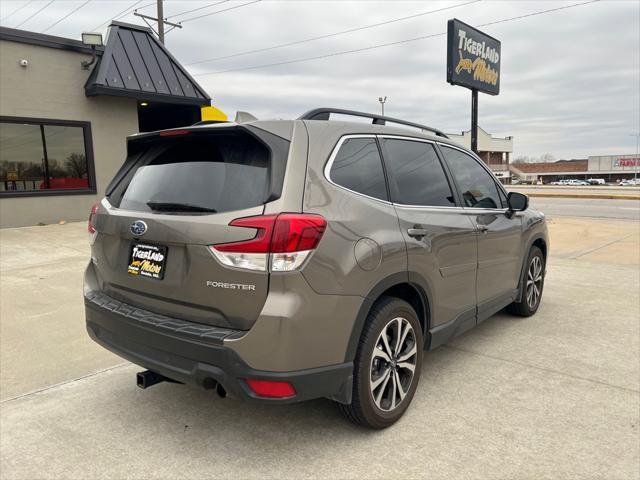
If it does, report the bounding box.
[90,125,290,330]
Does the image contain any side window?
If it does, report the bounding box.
[497,186,508,208]
[329,137,388,201]
[440,146,503,209]
[382,138,455,207]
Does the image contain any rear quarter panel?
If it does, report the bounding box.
[299,122,407,297]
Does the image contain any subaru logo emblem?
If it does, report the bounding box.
[130,220,147,236]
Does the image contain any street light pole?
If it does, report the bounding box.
[378,96,387,116]
[631,133,640,182]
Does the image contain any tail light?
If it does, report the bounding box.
[88,202,99,233]
[210,213,326,272]
[245,379,296,398]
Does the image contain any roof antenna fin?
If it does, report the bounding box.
[234,111,258,123]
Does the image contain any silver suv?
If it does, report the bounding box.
[85,108,548,428]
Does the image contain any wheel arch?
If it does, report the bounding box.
[515,234,548,302]
[344,272,432,362]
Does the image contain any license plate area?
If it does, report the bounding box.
[128,243,168,280]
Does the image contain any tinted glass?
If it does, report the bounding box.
[42,125,89,189]
[329,138,387,201]
[0,121,90,192]
[383,139,454,206]
[441,146,502,209]
[119,132,270,214]
[0,123,45,191]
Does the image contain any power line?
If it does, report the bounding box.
[14,0,55,28]
[192,0,600,77]
[165,0,230,20]
[0,0,34,23]
[179,0,262,24]
[90,0,154,32]
[186,0,480,66]
[42,0,92,33]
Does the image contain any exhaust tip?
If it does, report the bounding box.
[216,383,227,399]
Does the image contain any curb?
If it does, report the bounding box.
[522,193,640,200]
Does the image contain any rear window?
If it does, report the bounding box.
[113,131,276,214]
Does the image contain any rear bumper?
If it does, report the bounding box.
[85,291,353,404]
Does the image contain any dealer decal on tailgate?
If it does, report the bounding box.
[128,243,168,280]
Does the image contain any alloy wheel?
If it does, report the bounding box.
[369,317,417,412]
[526,255,543,309]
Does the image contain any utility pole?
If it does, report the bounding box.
[134,0,181,44]
[378,96,387,116]
[156,0,164,44]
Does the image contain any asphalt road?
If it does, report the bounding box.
[530,197,640,220]
[1,220,639,479]
[508,185,640,197]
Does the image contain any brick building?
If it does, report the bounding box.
[511,156,639,183]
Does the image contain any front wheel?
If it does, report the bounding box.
[339,297,423,429]
[507,246,545,316]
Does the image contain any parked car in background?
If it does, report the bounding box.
[619,179,638,186]
[84,108,549,429]
[564,179,589,186]
[587,178,606,185]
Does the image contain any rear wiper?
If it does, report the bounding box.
[147,202,217,213]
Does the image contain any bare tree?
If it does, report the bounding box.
[65,153,87,177]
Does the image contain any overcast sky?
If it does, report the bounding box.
[1,0,638,159]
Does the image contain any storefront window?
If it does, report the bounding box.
[0,118,95,195]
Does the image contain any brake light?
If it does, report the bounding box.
[159,129,191,137]
[245,379,296,399]
[88,202,99,234]
[209,213,326,272]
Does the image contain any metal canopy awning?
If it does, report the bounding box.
[85,21,210,106]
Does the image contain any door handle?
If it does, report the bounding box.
[477,224,489,234]
[407,227,428,239]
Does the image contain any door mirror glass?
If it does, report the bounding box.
[507,192,528,211]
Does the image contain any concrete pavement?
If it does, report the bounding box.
[1,216,638,479]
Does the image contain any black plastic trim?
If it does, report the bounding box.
[427,307,476,350]
[477,289,518,324]
[85,294,353,404]
[515,235,547,303]
[344,272,432,362]
[85,291,240,344]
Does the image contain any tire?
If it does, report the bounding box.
[507,246,545,317]
[339,297,423,429]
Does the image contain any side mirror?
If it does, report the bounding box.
[507,191,529,212]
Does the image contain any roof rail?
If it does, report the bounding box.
[298,107,449,139]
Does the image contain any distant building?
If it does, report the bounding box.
[512,155,639,183]
[447,127,513,183]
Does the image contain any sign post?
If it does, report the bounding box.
[446,19,501,155]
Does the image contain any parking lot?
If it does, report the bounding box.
[1,204,639,479]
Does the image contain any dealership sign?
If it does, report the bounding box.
[447,19,501,95]
[613,157,640,168]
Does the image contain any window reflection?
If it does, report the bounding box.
[0,120,91,193]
